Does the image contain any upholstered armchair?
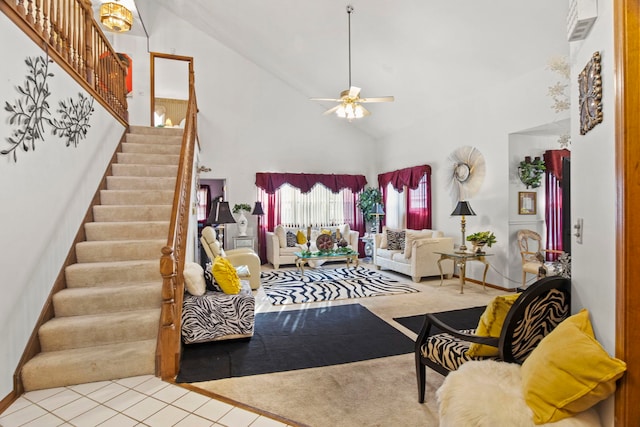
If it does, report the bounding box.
[200,226,261,290]
[415,276,571,403]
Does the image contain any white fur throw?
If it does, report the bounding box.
[436,360,602,427]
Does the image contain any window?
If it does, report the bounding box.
[378,165,432,230]
[384,183,405,229]
[279,184,345,225]
[196,187,209,222]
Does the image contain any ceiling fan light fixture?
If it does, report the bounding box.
[335,101,364,121]
[310,5,394,120]
[100,1,133,33]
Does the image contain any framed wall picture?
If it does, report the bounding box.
[519,191,537,215]
[578,51,603,135]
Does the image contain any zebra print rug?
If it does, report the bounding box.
[261,266,419,305]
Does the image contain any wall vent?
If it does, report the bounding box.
[567,0,597,41]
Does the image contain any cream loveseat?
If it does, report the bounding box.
[374,227,454,282]
[266,224,359,269]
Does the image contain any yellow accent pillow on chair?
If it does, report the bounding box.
[212,257,242,294]
[466,293,521,357]
[521,309,627,424]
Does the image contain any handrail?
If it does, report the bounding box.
[1,0,128,123]
[157,67,197,379]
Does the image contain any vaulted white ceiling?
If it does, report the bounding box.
[121,0,571,138]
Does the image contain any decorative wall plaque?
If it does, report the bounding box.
[578,51,603,135]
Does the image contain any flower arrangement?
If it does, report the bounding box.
[466,231,497,247]
[232,203,252,214]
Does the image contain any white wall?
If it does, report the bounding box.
[111,35,152,127]
[121,6,379,244]
[568,2,616,424]
[0,15,124,397]
[375,63,568,288]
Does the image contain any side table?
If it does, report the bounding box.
[233,236,255,251]
[360,236,374,262]
[434,252,493,294]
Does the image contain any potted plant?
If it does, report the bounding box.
[357,187,382,233]
[466,231,497,254]
[518,156,546,189]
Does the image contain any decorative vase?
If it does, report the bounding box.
[237,211,248,236]
[472,241,486,254]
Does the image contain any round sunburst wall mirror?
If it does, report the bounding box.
[446,146,486,202]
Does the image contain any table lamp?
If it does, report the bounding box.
[207,200,236,248]
[372,203,385,234]
[451,201,476,253]
[251,201,265,257]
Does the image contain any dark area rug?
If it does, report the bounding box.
[176,304,414,383]
[393,305,487,335]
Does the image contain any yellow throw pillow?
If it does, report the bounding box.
[466,293,521,357]
[521,309,627,424]
[321,228,332,235]
[296,230,307,244]
[212,257,242,294]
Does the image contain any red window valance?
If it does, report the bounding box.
[543,149,571,182]
[377,165,432,192]
[255,172,368,194]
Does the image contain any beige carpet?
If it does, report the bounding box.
[189,264,505,427]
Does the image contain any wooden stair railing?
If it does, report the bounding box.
[157,67,198,379]
[1,0,128,124]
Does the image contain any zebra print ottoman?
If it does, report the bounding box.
[181,280,255,344]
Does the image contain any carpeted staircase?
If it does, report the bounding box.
[21,126,183,391]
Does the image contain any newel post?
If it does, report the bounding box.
[158,246,180,378]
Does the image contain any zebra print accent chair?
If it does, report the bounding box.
[181,280,255,344]
[415,276,570,403]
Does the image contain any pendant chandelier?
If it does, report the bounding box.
[100,1,133,33]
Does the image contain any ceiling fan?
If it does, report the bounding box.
[310,5,394,120]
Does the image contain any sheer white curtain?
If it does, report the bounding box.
[279,183,345,226]
[384,182,406,229]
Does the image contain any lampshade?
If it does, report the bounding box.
[100,2,133,33]
[451,201,476,216]
[207,201,236,225]
[373,203,385,215]
[251,201,265,216]
[336,101,366,120]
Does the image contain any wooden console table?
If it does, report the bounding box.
[435,252,493,294]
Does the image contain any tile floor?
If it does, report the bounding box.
[0,375,293,427]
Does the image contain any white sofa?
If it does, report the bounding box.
[266,224,359,269]
[374,227,454,282]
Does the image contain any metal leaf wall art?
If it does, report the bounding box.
[3,56,53,161]
[49,93,94,147]
[3,53,95,162]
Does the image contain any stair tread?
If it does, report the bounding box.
[67,259,158,269]
[22,340,156,391]
[77,238,166,245]
[41,308,160,329]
